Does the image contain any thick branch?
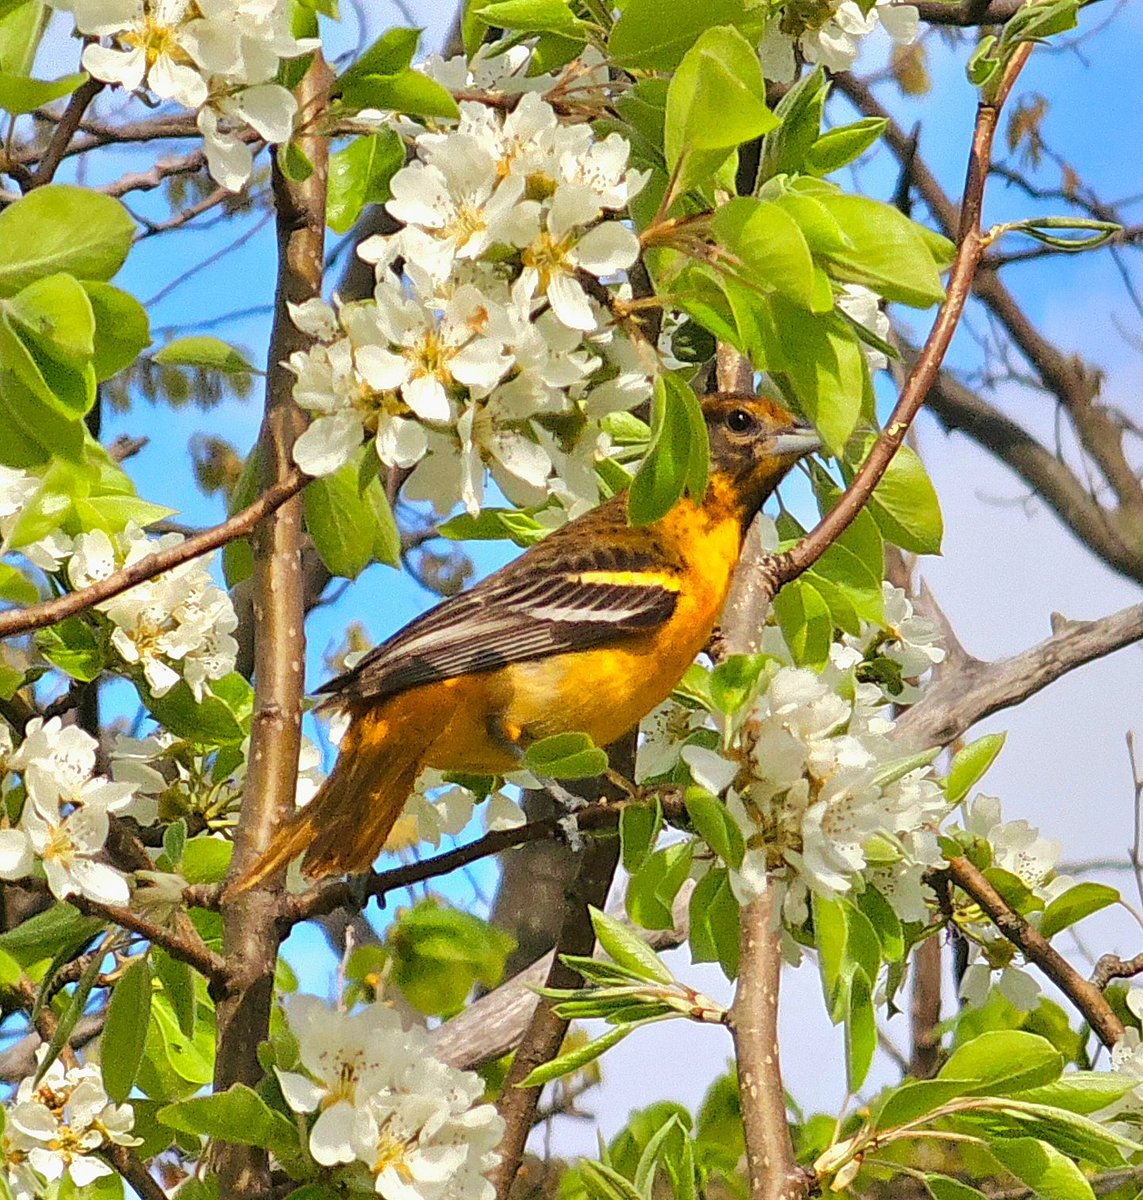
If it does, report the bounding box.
[211,56,331,1200]
[730,890,813,1200]
[918,353,1143,583]
[944,856,1124,1047]
[894,597,1143,749]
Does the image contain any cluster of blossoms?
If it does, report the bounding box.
[288,86,654,516]
[45,0,315,190]
[759,0,920,79]
[1,1049,140,1199]
[638,580,951,929]
[276,996,504,1200]
[0,717,137,905]
[67,524,238,700]
[949,793,1067,1010]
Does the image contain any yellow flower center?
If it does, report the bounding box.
[522,231,573,293]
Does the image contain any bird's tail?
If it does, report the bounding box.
[233,700,433,893]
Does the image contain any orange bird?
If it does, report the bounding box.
[239,392,819,888]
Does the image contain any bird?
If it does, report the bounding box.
[236,390,820,890]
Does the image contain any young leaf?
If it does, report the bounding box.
[846,965,876,1091]
[153,336,258,374]
[520,1023,636,1087]
[102,957,153,1103]
[684,789,745,869]
[772,578,832,668]
[945,733,1006,804]
[590,906,674,985]
[939,1030,1064,1095]
[620,799,662,873]
[0,185,134,297]
[609,0,760,70]
[158,1084,298,1157]
[846,436,943,555]
[327,130,405,235]
[713,198,816,310]
[1038,882,1118,939]
[524,732,608,779]
[987,1137,1096,1200]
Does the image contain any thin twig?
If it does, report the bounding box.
[30,77,105,188]
[1091,952,1143,990]
[943,855,1124,1047]
[0,466,307,640]
[102,1144,168,1200]
[774,47,1034,589]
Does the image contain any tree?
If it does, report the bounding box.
[0,1,1141,1199]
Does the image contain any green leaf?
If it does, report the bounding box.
[945,733,1006,804]
[924,1175,987,1200]
[303,459,376,579]
[846,965,876,1091]
[153,948,196,1039]
[153,336,257,374]
[0,563,37,604]
[0,69,85,114]
[713,198,816,310]
[772,578,832,668]
[0,185,134,297]
[388,899,515,1017]
[439,507,547,547]
[687,867,740,977]
[812,894,849,1021]
[988,1137,1095,1200]
[812,191,949,308]
[620,800,662,873]
[524,731,608,780]
[628,375,707,525]
[664,26,777,196]
[183,836,233,885]
[590,906,673,985]
[475,0,585,34]
[36,940,106,1085]
[339,69,459,120]
[768,299,864,453]
[876,1078,972,1131]
[1039,882,1119,939]
[1015,1073,1139,1115]
[83,282,151,381]
[102,957,152,1103]
[158,1084,298,1157]
[709,654,769,716]
[0,0,45,77]
[327,130,405,235]
[847,436,943,554]
[143,679,246,745]
[609,0,759,69]
[6,273,94,370]
[684,788,744,869]
[939,1030,1064,1094]
[36,617,105,682]
[336,26,419,85]
[805,117,887,176]
[520,1023,636,1086]
[626,842,694,930]
[0,903,102,969]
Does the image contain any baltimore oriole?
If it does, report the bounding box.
[239,391,820,888]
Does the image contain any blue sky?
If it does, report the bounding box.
[32,0,1143,1152]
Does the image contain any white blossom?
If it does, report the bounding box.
[757,0,919,81]
[4,1049,140,1194]
[50,0,314,191]
[67,525,238,699]
[277,995,504,1198]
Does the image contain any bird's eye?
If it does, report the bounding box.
[726,408,756,434]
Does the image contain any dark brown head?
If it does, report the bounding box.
[702,392,821,526]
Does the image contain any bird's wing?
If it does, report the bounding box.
[319,525,682,705]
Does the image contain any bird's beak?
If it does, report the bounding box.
[770,423,822,459]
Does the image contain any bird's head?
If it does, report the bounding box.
[702,391,822,526]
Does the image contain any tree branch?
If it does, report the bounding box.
[0,466,307,641]
[29,77,104,189]
[775,50,1032,586]
[211,56,331,1200]
[894,597,1143,749]
[730,889,813,1200]
[943,855,1125,1047]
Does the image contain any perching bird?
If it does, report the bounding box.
[238,391,820,888]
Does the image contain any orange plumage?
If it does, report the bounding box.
[236,392,820,890]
